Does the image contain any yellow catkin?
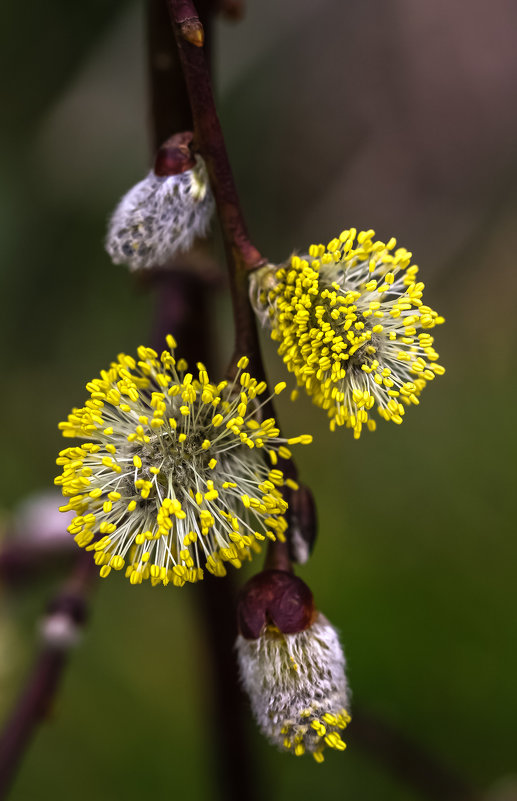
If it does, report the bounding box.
[251,229,444,437]
[55,337,311,586]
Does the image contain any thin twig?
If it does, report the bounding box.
[147,2,260,799]
[0,538,75,586]
[166,0,267,381]
[0,552,97,800]
[167,0,262,270]
[351,706,483,801]
[165,0,298,580]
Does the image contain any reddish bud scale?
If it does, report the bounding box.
[153,131,196,176]
[180,18,204,47]
[237,569,316,639]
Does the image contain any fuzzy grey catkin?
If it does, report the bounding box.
[105,155,214,271]
[236,612,351,761]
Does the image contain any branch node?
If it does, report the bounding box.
[180,17,204,47]
[39,613,82,651]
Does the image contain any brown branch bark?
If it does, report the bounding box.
[0,538,75,586]
[165,0,302,580]
[147,3,261,800]
[0,552,97,800]
[166,0,267,382]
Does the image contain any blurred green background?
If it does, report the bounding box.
[1,0,516,799]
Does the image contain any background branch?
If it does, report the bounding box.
[165,0,300,585]
[351,706,483,801]
[0,552,97,800]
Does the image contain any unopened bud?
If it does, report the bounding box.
[39,613,81,650]
[237,569,315,639]
[236,609,351,761]
[180,18,204,47]
[106,135,214,271]
[154,132,196,176]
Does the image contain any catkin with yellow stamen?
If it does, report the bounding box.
[250,228,445,437]
[55,339,311,586]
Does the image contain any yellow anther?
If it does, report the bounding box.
[56,338,319,586]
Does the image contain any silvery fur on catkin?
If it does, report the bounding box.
[105,155,214,271]
[236,612,350,751]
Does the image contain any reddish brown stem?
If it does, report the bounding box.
[263,538,292,572]
[166,0,295,580]
[0,552,97,800]
[147,3,261,800]
[167,0,262,275]
[0,538,75,585]
[167,0,262,264]
[166,0,267,379]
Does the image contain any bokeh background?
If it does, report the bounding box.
[1,0,517,799]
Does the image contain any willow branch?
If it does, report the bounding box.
[0,552,97,800]
[167,0,261,269]
[0,538,75,585]
[351,706,483,801]
[166,0,268,382]
[165,0,302,579]
[147,3,261,799]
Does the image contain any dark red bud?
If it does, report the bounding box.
[237,569,316,639]
[153,132,196,176]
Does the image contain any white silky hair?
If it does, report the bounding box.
[105,155,215,271]
[236,612,350,753]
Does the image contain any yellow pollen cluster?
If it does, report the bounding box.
[252,228,445,437]
[281,707,351,762]
[55,337,311,586]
